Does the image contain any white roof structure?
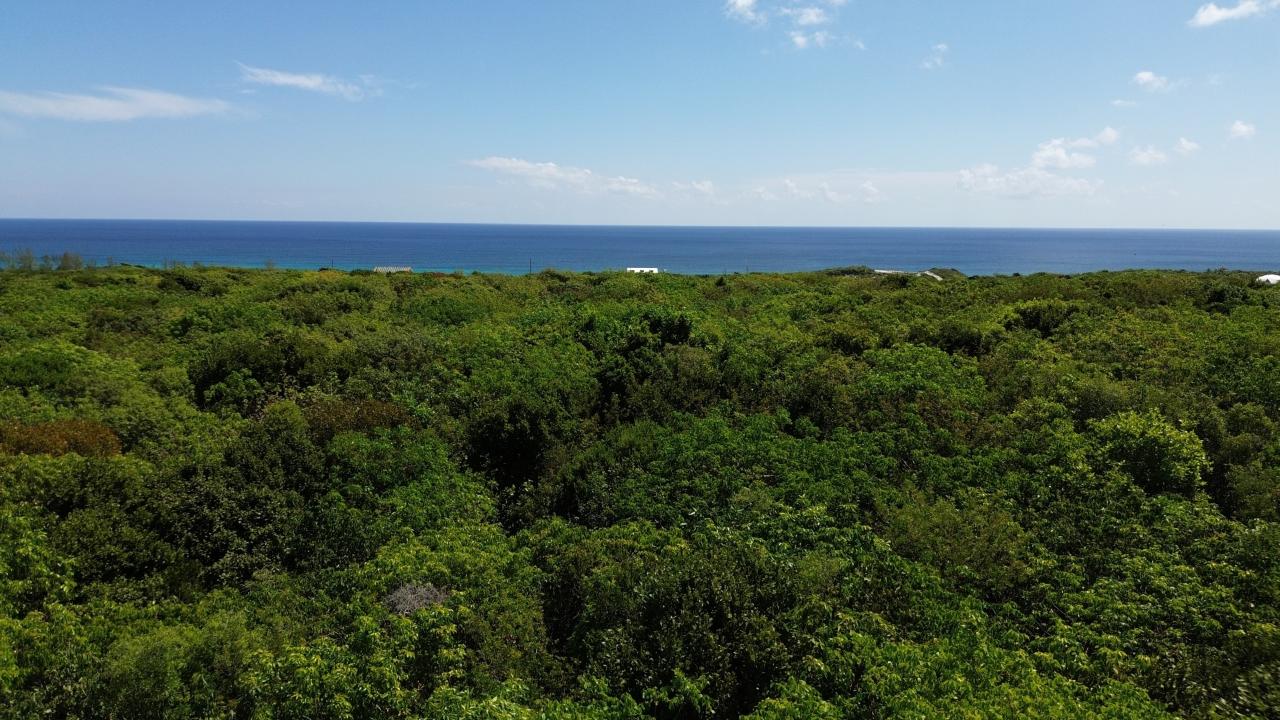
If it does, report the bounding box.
[1256,274,1280,285]
[373,266,413,274]
[627,267,660,274]
[875,269,944,282]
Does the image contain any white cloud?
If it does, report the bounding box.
[746,174,899,205]
[1095,126,1121,145]
[728,1,856,49]
[1030,128,1117,169]
[959,128,1115,198]
[603,176,661,197]
[1133,71,1171,92]
[775,177,863,202]
[1033,139,1097,169]
[673,180,717,197]
[1068,127,1121,149]
[959,164,1101,197]
[238,63,375,101]
[468,157,661,198]
[1188,0,1280,27]
[860,180,884,204]
[1130,146,1169,166]
[1230,120,1257,139]
[780,6,830,25]
[470,157,589,186]
[921,43,949,70]
[0,86,229,122]
[819,182,849,203]
[1176,137,1201,155]
[782,178,812,198]
[790,30,833,49]
[1112,99,1139,108]
[725,0,765,24]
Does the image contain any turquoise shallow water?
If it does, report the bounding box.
[1,219,1278,275]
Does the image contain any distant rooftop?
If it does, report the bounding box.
[373,267,413,274]
[875,269,944,282]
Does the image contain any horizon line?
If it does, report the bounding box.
[2,217,1279,234]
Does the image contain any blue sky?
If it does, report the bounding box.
[0,0,1276,228]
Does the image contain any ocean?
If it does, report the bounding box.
[0,219,1277,276]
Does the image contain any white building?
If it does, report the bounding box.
[1256,274,1280,285]
[627,267,660,274]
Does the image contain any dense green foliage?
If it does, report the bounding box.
[2,264,1280,718]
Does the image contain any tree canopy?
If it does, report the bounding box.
[2,264,1279,718]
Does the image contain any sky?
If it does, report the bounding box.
[0,0,1276,228]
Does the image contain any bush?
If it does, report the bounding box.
[302,397,412,444]
[1091,410,1210,497]
[0,419,122,457]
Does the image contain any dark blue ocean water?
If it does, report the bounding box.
[0,219,1277,276]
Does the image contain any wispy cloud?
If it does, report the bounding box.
[1095,127,1121,145]
[1176,137,1202,155]
[1112,99,1139,108]
[1030,128,1118,169]
[1130,146,1170,166]
[727,0,855,50]
[0,86,229,122]
[237,63,378,101]
[819,182,849,203]
[468,157,662,198]
[964,127,1116,197]
[790,31,834,49]
[672,180,718,198]
[921,43,949,70]
[725,0,765,24]
[1132,70,1171,92]
[1033,139,1097,169]
[471,157,914,208]
[1230,120,1257,139]
[859,180,884,204]
[469,154,1112,212]
[959,164,1101,197]
[1188,0,1280,27]
[780,6,831,26]
[748,172,908,205]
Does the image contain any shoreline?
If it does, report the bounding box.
[1,258,1276,280]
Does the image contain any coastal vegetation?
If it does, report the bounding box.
[1,263,1279,718]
